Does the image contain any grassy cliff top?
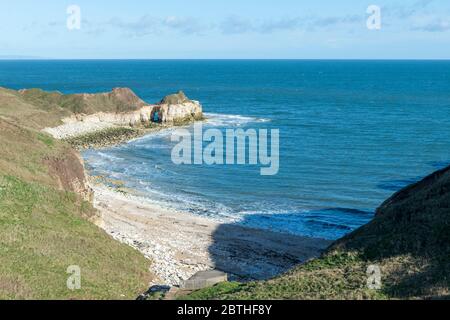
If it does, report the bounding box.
[0,87,147,129]
[159,90,190,105]
[0,90,153,299]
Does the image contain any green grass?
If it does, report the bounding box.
[37,133,55,147]
[0,175,151,299]
[183,252,387,300]
[182,282,244,300]
[184,250,448,300]
[0,89,153,299]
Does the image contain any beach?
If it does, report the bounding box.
[91,183,332,286]
[34,85,331,287]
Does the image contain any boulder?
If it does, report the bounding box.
[156,91,203,123]
[181,270,228,290]
[159,100,202,123]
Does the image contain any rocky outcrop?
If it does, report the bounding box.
[42,90,203,139]
[157,100,203,123]
[159,90,189,105]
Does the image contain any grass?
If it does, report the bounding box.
[0,175,151,299]
[0,87,147,130]
[37,132,55,147]
[0,88,69,129]
[183,252,387,300]
[184,251,448,300]
[0,89,153,299]
[18,87,146,115]
[173,113,205,126]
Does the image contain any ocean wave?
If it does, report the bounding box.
[115,113,271,146]
[133,183,235,219]
[204,113,271,127]
[129,128,179,143]
[94,151,124,161]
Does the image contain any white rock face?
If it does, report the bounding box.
[159,100,202,123]
[42,101,203,139]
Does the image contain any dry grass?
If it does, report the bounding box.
[0,87,148,130]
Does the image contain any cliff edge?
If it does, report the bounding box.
[37,88,203,140]
[0,88,155,299]
[0,87,203,137]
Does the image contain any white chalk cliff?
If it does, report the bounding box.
[43,89,203,139]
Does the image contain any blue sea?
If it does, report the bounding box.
[2,60,450,239]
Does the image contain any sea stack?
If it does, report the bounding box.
[156,90,203,123]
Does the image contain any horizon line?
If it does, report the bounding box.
[1,58,450,61]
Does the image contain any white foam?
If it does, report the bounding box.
[204,113,271,127]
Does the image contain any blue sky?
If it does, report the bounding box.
[1,0,450,59]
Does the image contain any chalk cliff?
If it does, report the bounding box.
[157,91,203,123]
[41,88,203,139]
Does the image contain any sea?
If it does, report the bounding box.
[2,59,450,239]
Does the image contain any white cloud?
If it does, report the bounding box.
[412,15,450,32]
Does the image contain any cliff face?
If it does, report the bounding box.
[43,148,93,202]
[40,89,203,139]
[158,99,203,123]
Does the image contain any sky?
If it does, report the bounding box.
[1,0,450,59]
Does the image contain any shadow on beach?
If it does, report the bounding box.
[207,214,332,281]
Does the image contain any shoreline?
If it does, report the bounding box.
[63,121,200,150]
[50,102,332,287]
[90,181,332,286]
[74,118,332,287]
[66,125,165,150]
